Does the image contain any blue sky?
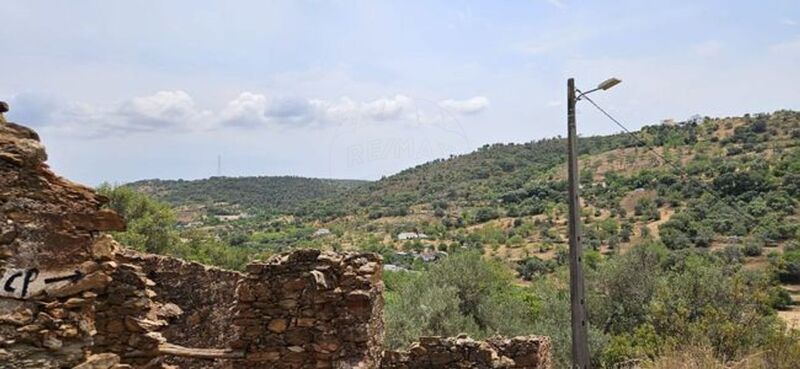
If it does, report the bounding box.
[1,0,799,185]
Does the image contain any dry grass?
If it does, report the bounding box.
[641,339,800,369]
[642,346,762,369]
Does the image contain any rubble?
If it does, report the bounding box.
[381,335,552,369]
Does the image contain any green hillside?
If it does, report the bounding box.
[113,110,800,368]
[126,176,368,215]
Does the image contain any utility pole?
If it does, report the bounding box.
[567,78,590,369]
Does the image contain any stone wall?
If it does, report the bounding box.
[380,336,551,369]
[232,249,384,369]
[93,260,167,367]
[117,250,241,369]
[0,122,126,368]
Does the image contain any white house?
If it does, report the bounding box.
[397,232,429,240]
[313,228,332,237]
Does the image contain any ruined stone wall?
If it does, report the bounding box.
[93,260,168,367]
[117,250,242,369]
[0,122,126,368]
[380,336,551,369]
[232,249,384,369]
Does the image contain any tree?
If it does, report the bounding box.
[472,207,500,224]
[98,184,178,253]
[384,252,536,349]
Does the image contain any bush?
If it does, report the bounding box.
[472,207,500,224]
[742,239,764,257]
[516,257,554,280]
[778,250,800,283]
[98,184,178,254]
[384,252,536,349]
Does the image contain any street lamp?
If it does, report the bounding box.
[577,78,622,100]
[566,77,621,369]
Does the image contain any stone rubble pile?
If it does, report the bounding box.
[380,335,551,369]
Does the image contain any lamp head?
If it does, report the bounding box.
[597,78,622,91]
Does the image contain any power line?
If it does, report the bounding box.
[577,92,757,225]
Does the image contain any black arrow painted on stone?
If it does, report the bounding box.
[44,270,84,284]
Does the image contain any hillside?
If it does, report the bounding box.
[127,176,368,219]
[124,110,800,266]
[112,110,800,367]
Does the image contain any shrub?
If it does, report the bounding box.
[516,257,554,280]
[742,239,764,257]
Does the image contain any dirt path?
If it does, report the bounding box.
[778,284,800,329]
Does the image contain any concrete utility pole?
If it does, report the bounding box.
[566,78,590,369]
[566,76,621,369]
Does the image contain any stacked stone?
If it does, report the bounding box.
[232,249,384,369]
[380,335,552,369]
[489,336,552,369]
[116,250,242,369]
[93,263,166,367]
[1,122,127,368]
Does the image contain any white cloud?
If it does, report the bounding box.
[438,96,490,115]
[782,18,797,26]
[116,90,211,132]
[10,90,213,136]
[219,92,269,127]
[361,95,413,121]
[13,91,484,136]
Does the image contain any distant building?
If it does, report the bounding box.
[313,228,332,237]
[397,232,429,240]
[213,214,245,222]
[384,264,409,272]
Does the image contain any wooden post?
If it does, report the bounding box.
[567,78,590,369]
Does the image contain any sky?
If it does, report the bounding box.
[1,0,799,185]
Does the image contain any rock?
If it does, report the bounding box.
[47,271,112,298]
[267,319,288,333]
[68,209,126,232]
[64,297,86,309]
[296,318,315,327]
[247,351,281,361]
[310,270,328,289]
[42,332,63,350]
[287,345,305,353]
[155,302,183,318]
[72,353,120,369]
[0,308,34,326]
[90,235,118,261]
